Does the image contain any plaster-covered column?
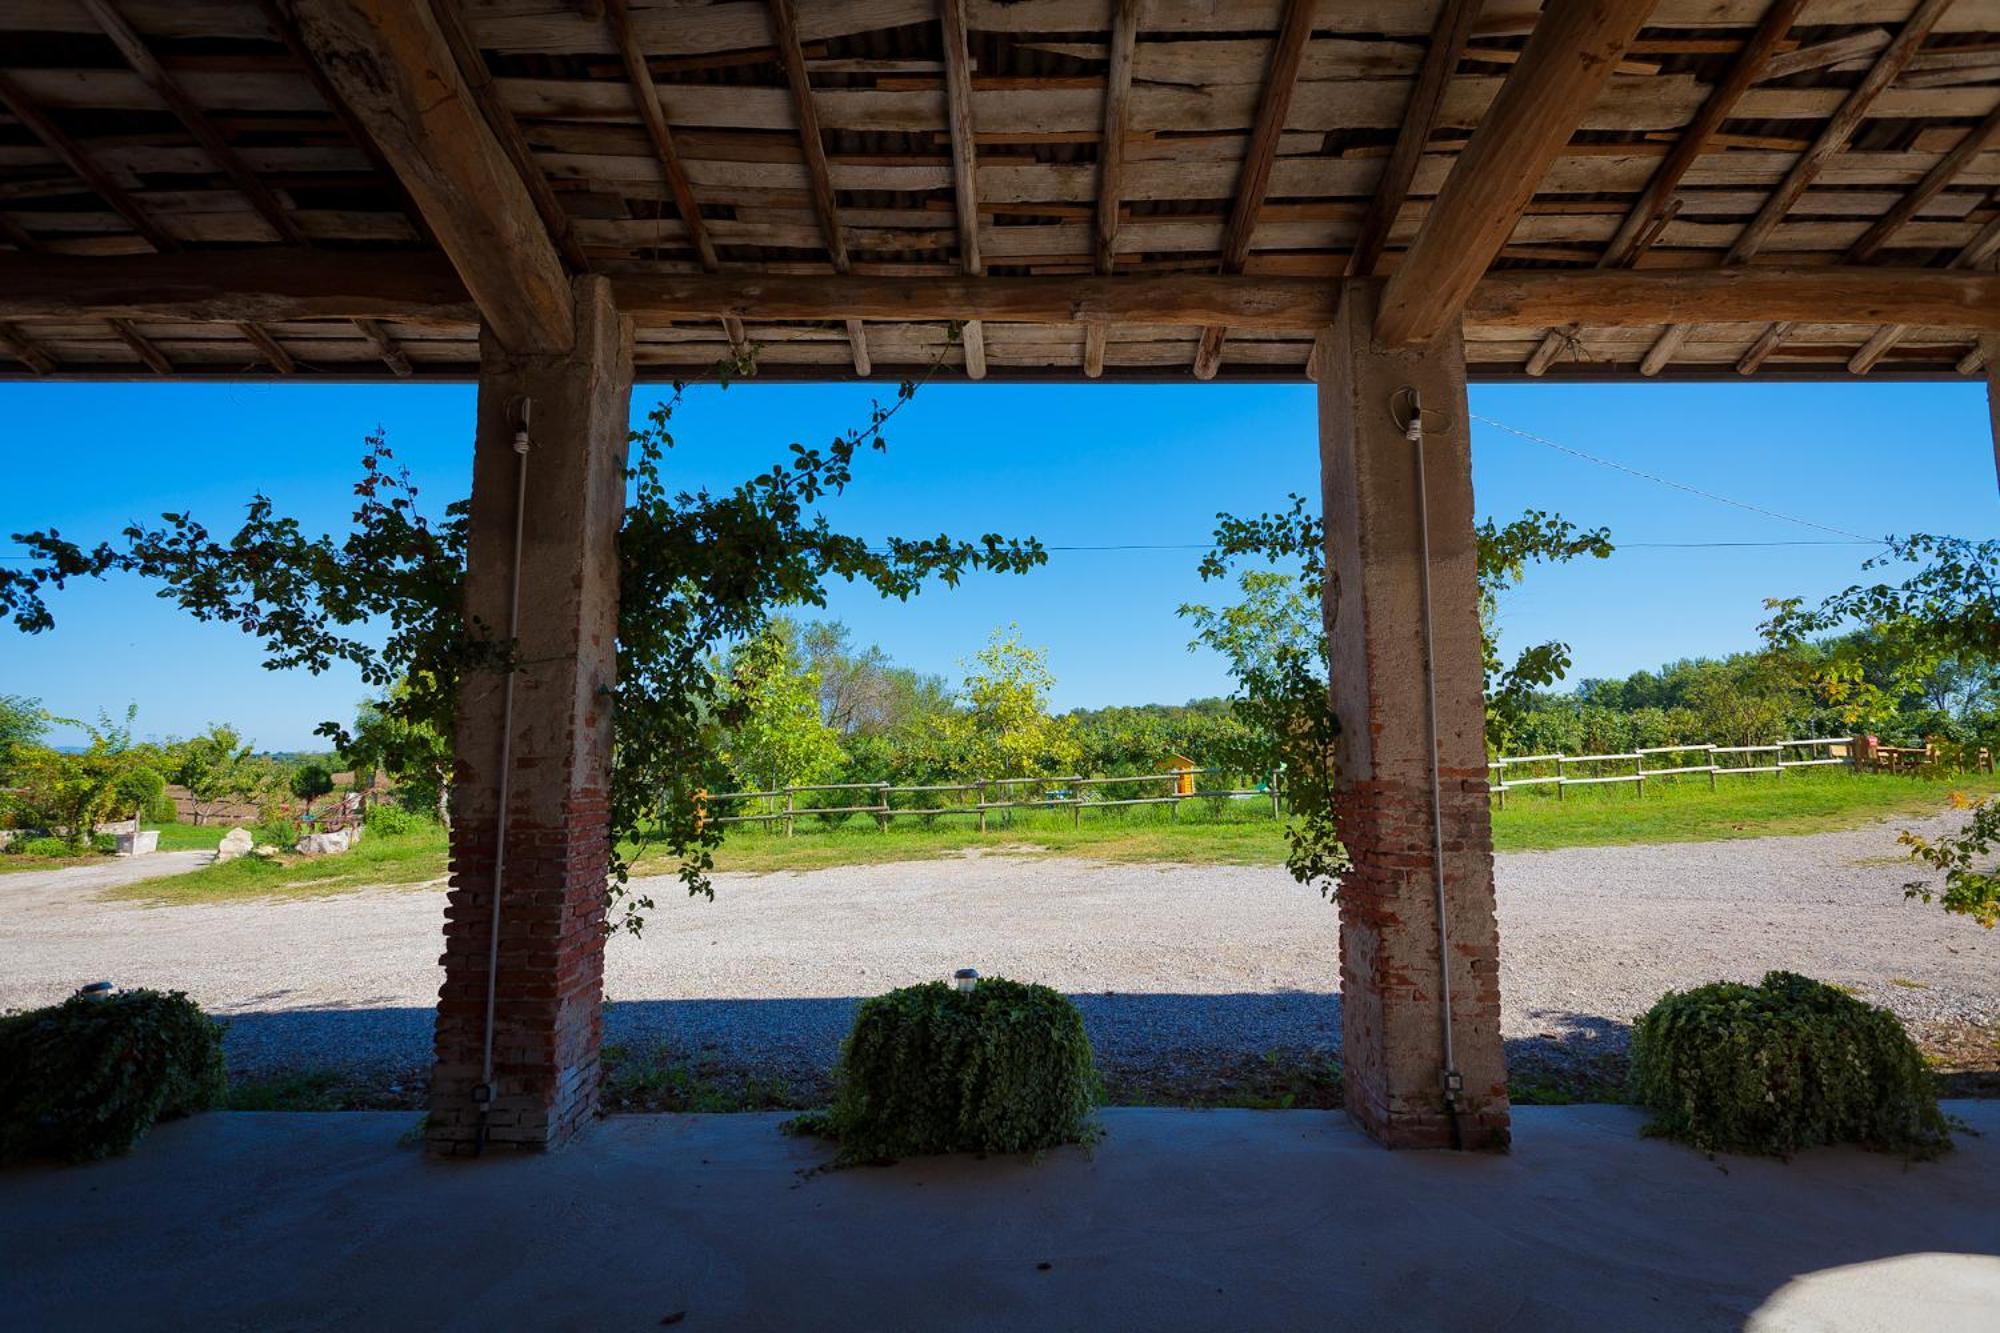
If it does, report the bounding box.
[1983,334,1998,496]
[1315,279,1510,1150]
[429,275,632,1155]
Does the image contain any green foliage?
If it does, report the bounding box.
[1477,510,1614,752]
[947,625,1081,779]
[165,724,262,823]
[1899,793,2000,928]
[0,989,226,1163]
[252,817,298,849]
[0,351,1043,932]
[289,762,334,811]
[1629,971,1950,1159]
[5,707,166,848]
[0,693,46,783]
[810,978,1099,1159]
[6,835,77,858]
[342,684,454,828]
[362,801,430,838]
[717,618,843,791]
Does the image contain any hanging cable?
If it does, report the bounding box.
[475,397,533,1155]
[1391,385,1464,1149]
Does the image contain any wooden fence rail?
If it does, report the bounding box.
[705,767,1281,836]
[1487,737,1854,806]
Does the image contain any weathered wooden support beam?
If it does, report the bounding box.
[1526,0,1805,376]
[278,0,574,353]
[0,252,476,323]
[940,0,986,379]
[1086,0,1137,377]
[1194,0,1315,380]
[1375,0,1654,347]
[1650,0,1952,376]
[108,318,173,375]
[1843,215,2000,374]
[606,0,717,269]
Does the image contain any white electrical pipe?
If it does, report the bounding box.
[476,399,532,1151]
[1399,386,1464,1146]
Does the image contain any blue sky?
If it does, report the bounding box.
[2,376,1993,751]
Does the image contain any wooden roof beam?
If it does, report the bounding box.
[1643,0,1953,377]
[768,0,868,376]
[1846,213,2000,374]
[1526,0,1806,377]
[0,322,56,374]
[277,0,574,354]
[940,0,985,379]
[12,257,2000,339]
[1374,0,1654,348]
[1194,0,1316,382]
[1084,0,1138,379]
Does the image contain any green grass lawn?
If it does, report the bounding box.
[83,767,1998,903]
[0,819,221,875]
[106,822,451,904]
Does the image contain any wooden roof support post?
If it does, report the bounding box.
[1984,332,2000,496]
[767,0,868,376]
[1374,0,1653,349]
[1083,0,1138,379]
[277,0,575,354]
[1525,0,1805,377]
[1640,0,1953,378]
[941,0,985,379]
[1194,0,1316,381]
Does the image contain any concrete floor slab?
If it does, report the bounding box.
[4,1103,1998,1332]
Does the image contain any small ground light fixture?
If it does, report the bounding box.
[954,968,979,994]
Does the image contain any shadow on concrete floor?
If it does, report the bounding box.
[4,1103,1997,1331]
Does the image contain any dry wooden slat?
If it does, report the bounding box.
[1527,0,1806,376]
[279,0,574,353]
[1193,0,1315,380]
[1845,215,2000,372]
[1647,0,1954,376]
[604,0,717,269]
[1757,27,1890,80]
[1375,0,1655,347]
[0,321,56,373]
[940,0,985,378]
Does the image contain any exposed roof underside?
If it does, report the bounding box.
[1,0,1996,383]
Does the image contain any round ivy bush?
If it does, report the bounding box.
[811,978,1098,1159]
[0,989,226,1163]
[1630,971,1950,1159]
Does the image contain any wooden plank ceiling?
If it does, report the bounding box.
[0,0,1996,382]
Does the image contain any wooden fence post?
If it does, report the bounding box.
[875,782,890,832]
[976,780,987,833]
[784,786,794,838]
[1071,776,1083,829]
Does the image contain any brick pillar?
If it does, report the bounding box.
[428,275,632,1155]
[1315,280,1509,1150]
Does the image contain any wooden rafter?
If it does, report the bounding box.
[1348,0,1481,281]
[1643,0,1953,377]
[0,321,55,374]
[768,0,868,375]
[1375,0,1655,347]
[940,0,986,378]
[80,0,410,375]
[1082,0,1139,378]
[1526,0,1806,377]
[1193,0,1315,381]
[278,0,574,354]
[601,0,746,358]
[1846,212,2000,374]
[13,257,2000,338]
[1744,101,2000,376]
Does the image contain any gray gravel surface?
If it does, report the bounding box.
[1,817,1992,1095]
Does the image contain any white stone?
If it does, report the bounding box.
[216,828,254,862]
[295,830,353,857]
[116,830,159,856]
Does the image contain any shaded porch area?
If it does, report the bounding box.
[6,1103,1998,1331]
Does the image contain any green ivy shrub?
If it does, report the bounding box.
[8,835,77,858]
[811,978,1098,1159]
[0,989,226,1163]
[1630,971,1950,1159]
[252,817,298,849]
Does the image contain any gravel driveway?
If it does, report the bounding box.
[2,817,1992,1097]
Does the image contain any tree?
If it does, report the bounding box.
[1767,535,2000,927]
[168,724,261,825]
[717,619,842,791]
[290,762,334,815]
[8,708,164,849]
[801,620,950,736]
[0,347,1043,928]
[343,682,454,829]
[950,626,1081,780]
[1179,496,1611,896]
[0,693,46,785]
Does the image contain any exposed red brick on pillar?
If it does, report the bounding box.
[1316,279,1509,1150]
[429,275,632,1155]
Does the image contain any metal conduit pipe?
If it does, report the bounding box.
[475,396,533,1155]
[1394,384,1465,1150]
